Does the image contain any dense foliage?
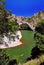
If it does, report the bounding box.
[0,0,19,35]
[0,0,10,34]
[34,19,44,51]
[35,19,44,35]
[0,0,19,65]
[0,49,9,65]
[8,20,19,33]
[20,23,32,30]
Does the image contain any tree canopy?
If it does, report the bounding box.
[34,19,44,51]
[35,19,44,35]
[0,0,18,34]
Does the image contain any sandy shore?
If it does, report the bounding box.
[0,31,22,49]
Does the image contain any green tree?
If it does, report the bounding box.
[0,0,11,34]
[8,20,19,33]
[0,49,9,65]
[35,19,44,35]
[20,23,29,30]
[34,19,44,51]
[27,18,34,22]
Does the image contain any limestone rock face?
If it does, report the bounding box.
[0,31,22,49]
[8,12,44,31]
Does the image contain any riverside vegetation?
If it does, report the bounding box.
[0,0,44,65]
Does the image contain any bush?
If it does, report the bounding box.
[8,59,18,65]
[31,46,41,59]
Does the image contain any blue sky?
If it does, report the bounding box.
[6,0,44,17]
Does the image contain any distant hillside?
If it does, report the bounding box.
[26,11,44,27]
[7,11,44,30]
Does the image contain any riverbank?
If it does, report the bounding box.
[0,31,22,49]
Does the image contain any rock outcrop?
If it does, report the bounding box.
[7,11,44,31]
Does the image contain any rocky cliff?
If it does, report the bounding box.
[7,11,44,30]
